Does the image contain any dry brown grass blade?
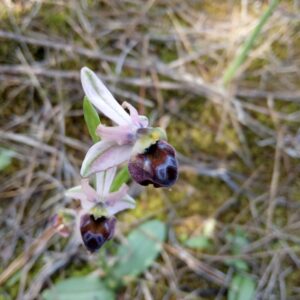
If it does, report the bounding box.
[164,244,227,287]
[0,227,58,286]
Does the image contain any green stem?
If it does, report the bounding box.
[222,0,279,86]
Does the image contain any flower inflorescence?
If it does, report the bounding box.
[56,67,178,252]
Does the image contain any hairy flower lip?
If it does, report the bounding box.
[128,140,178,188]
[80,214,116,252]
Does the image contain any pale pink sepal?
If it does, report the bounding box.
[80,140,114,177]
[81,140,132,177]
[81,67,131,126]
[96,124,135,145]
[65,185,85,201]
[65,185,94,211]
[81,179,98,202]
[105,184,136,216]
[90,144,132,175]
[106,196,136,216]
[105,184,129,204]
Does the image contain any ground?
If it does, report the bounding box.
[0,1,300,299]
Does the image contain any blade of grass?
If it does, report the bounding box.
[83,96,101,143]
[222,0,279,86]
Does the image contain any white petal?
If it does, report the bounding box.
[81,67,131,125]
[96,167,117,197]
[122,101,140,126]
[122,101,149,128]
[96,172,105,198]
[103,167,117,196]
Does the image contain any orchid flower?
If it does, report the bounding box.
[80,67,178,188]
[57,167,135,252]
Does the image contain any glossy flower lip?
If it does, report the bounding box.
[80,214,116,253]
[128,140,178,187]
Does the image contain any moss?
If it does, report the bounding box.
[286,267,300,296]
[121,187,166,224]
[272,40,289,61]
[61,261,94,278]
[289,179,300,202]
[155,42,178,64]
[37,4,71,36]
[2,259,45,299]
[0,2,28,22]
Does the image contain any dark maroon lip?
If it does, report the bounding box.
[80,214,116,252]
[128,140,178,188]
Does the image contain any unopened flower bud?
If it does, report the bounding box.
[52,209,76,237]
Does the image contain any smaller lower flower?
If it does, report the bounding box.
[57,167,135,252]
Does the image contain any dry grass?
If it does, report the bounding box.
[0,0,300,299]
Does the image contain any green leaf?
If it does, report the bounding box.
[42,276,115,300]
[228,274,256,300]
[225,258,249,272]
[110,220,166,286]
[226,229,249,255]
[0,148,15,171]
[110,166,130,192]
[184,235,212,250]
[83,96,101,143]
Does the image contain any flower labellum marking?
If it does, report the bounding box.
[80,214,116,252]
[129,140,178,188]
